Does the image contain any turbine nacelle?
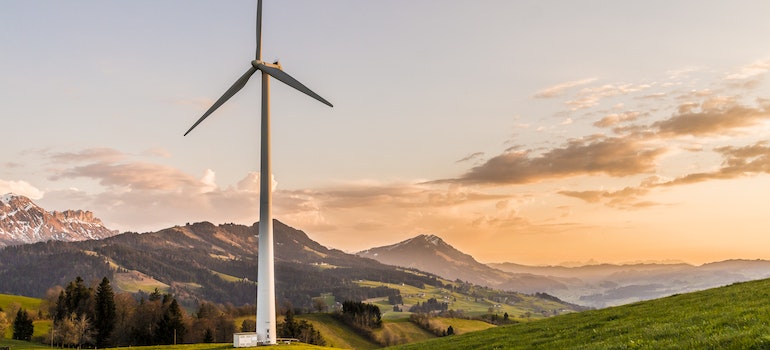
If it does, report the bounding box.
[251,60,280,70]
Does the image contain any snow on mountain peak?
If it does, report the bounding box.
[1,193,19,205]
[0,193,117,246]
[417,234,443,246]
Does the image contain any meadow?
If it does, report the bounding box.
[5,277,770,349]
[387,278,770,349]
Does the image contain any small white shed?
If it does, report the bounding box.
[234,332,260,347]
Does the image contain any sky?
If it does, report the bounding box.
[3,1,770,266]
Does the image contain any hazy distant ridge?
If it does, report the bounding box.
[360,233,770,308]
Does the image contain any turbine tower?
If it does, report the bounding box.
[183,0,332,344]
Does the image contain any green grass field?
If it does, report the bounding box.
[0,294,42,312]
[6,278,770,349]
[357,280,566,320]
[387,278,770,349]
[299,313,380,349]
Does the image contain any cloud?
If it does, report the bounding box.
[46,148,127,163]
[304,182,506,210]
[3,162,23,169]
[445,136,666,185]
[456,152,484,163]
[559,186,653,209]
[0,179,44,199]
[653,100,770,137]
[724,59,770,88]
[594,111,642,128]
[200,169,217,193]
[659,142,770,186]
[236,172,277,193]
[49,161,205,192]
[566,83,649,110]
[533,78,597,99]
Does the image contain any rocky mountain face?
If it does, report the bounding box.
[358,234,567,293]
[0,193,118,247]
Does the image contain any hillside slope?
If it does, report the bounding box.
[0,220,443,308]
[388,278,770,349]
[358,234,566,293]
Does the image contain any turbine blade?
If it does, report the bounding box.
[184,66,258,136]
[255,62,333,107]
[255,0,263,60]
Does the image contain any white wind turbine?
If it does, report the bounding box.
[183,0,332,344]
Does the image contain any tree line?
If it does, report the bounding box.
[43,276,254,347]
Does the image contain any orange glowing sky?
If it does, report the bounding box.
[2,1,770,265]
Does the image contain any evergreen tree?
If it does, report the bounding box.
[156,299,186,344]
[12,308,34,341]
[54,290,67,321]
[94,277,116,348]
[63,276,93,319]
[278,308,325,345]
[203,328,214,343]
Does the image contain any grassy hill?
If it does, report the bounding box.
[357,280,574,321]
[0,294,50,341]
[300,313,380,349]
[387,278,770,349]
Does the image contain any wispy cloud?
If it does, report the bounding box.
[724,59,770,89]
[49,161,205,192]
[46,147,127,164]
[456,152,484,163]
[659,142,770,186]
[559,186,654,209]
[593,111,642,128]
[566,83,650,110]
[533,78,597,99]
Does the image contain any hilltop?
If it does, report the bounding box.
[387,277,770,349]
[358,234,566,293]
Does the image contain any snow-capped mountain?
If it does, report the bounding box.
[0,193,118,247]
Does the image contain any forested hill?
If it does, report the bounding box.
[0,220,444,309]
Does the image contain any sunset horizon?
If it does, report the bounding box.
[3,1,770,266]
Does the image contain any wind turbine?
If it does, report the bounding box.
[183,0,332,345]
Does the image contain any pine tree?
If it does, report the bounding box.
[156,298,186,344]
[203,328,214,343]
[12,308,34,341]
[94,277,117,348]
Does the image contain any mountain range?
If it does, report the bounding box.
[359,235,770,308]
[3,193,770,310]
[0,193,117,247]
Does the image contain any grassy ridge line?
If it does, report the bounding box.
[387,278,770,349]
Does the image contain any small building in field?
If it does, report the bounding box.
[234,332,259,347]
